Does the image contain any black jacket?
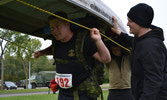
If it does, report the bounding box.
[119,25,167,100]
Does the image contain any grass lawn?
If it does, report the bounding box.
[0,84,109,100]
[0,90,109,100]
[0,88,49,94]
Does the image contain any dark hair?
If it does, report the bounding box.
[105,35,130,55]
[48,11,68,21]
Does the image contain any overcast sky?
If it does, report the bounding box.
[40,0,167,50]
[102,0,167,46]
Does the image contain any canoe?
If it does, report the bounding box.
[0,0,126,39]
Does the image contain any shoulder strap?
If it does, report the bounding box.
[75,31,90,71]
[75,30,104,100]
[75,28,105,71]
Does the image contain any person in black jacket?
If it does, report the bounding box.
[111,3,167,100]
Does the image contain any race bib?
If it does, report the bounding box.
[55,73,72,89]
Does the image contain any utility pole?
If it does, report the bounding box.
[28,61,32,89]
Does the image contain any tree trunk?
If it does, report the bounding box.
[22,59,28,89]
[0,56,4,90]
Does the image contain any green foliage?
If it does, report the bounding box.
[4,32,42,88]
[1,29,19,90]
[3,56,25,82]
[0,30,15,41]
[0,29,55,83]
[5,33,41,60]
[31,57,55,73]
[2,55,55,82]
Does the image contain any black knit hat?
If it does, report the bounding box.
[127,3,154,28]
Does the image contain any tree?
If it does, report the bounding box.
[6,32,41,89]
[31,56,55,73]
[0,29,15,90]
[4,55,25,82]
